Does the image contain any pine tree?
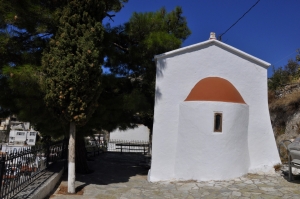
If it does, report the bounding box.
[42,0,105,193]
[105,6,191,137]
[84,74,148,131]
[0,0,66,117]
[1,0,129,179]
[0,0,127,116]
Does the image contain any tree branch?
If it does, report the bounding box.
[113,42,128,52]
[106,13,115,22]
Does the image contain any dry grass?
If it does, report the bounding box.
[268,90,276,104]
[273,163,282,172]
[289,78,300,84]
[269,90,300,111]
[274,127,286,139]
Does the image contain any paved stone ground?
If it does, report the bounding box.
[48,153,300,199]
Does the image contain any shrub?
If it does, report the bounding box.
[273,163,282,171]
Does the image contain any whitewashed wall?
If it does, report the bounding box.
[175,102,249,181]
[148,40,280,182]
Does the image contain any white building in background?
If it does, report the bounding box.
[8,130,37,146]
[106,125,150,153]
[110,124,149,142]
[0,116,38,146]
[86,125,149,146]
[148,33,281,182]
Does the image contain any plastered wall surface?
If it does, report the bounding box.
[175,102,249,181]
[149,40,280,182]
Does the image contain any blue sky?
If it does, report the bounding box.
[104,0,300,77]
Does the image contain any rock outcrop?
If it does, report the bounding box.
[269,86,300,144]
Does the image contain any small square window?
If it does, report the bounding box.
[214,113,222,132]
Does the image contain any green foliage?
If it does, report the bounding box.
[0,0,66,118]
[268,66,289,91]
[1,64,67,137]
[42,0,105,126]
[0,0,68,66]
[82,75,149,133]
[268,51,300,91]
[0,0,129,135]
[0,1,190,139]
[105,6,191,130]
[0,0,66,32]
[2,65,42,118]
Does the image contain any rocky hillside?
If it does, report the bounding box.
[269,83,300,145]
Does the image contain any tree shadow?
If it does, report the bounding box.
[155,87,162,103]
[61,153,149,188]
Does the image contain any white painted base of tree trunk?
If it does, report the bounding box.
[68,162,75,193]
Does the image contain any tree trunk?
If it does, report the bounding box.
[68,122,76,193]
[75,133,91,174]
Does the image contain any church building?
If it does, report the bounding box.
[148,33,281,182]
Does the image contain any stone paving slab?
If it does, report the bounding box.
[48,154,300,199]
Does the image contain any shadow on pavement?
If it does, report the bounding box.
[60,152,149,186]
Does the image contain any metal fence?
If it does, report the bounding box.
[104,139,149,154]
[0,140,67,199]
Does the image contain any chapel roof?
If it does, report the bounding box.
[185,77,246,104]
[154,37,270,68]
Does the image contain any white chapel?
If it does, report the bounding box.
[148,33,281,182]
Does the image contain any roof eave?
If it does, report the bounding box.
[154,39,271,68]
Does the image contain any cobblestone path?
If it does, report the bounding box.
[49,154,300,199]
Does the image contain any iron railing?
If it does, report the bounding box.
[105,139,149,154]
[0,140,67,199]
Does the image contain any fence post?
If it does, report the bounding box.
[0,155,6,196]
[46,142,50,168]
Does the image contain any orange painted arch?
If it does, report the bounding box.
[185,77,246,104]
